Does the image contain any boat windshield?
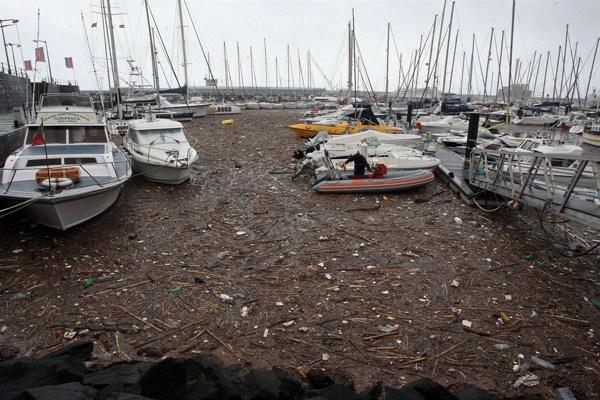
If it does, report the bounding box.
[134,128,188,145]
[40,95,94,108]
[25,126,107,144]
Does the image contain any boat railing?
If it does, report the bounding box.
[1,157,131,194]
[469,147,600,229]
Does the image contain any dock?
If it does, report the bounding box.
[433,141,600,230]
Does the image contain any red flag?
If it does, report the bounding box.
[119,24,125,28]
[91,22,97,28]
[65,57,73,69]
[24,60,32,71]
[35,47,45,62]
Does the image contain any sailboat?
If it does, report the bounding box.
[122,0,198,185]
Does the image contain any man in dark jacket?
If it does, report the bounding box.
[343,151,371,176]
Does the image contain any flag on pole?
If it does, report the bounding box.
[91,22,97,28]
[35,47,45,62]
[24,60,33,71]
[65,57,73,69]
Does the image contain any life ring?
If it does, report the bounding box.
[39,177,74,188]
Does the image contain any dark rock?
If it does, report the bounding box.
[0,356,87,396]
[457,387,502,400]
[242,369,280,399]
[208,365,245,400]
[105,394,153,400]
[272,367,302,399]
[12,382,97,400]
[83,362,151,387]
[183,355,219,380]
[358,381,383,400]
[385,386,426,400]
[306,370,334,389]
[404,378,459,400]
[140,358,187,400]
[182,377,218,400]
[306,383,360,400]
[41,341,93,363]
[98,382,142,400]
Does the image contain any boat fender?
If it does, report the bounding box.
[416,121,422,131]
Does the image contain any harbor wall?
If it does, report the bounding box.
[0,126,25,165]
[0,72,31,113]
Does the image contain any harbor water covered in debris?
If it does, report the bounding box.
[0,109,599,398]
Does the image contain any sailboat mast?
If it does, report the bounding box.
[441,1,455,98]
[494,30,505,102]
[467,34,475,98]
[584,38,599,104]
[425,14,437,98]
[483,27,494,101]
[144,0,160,108]
[532,53,542,102]
[507,0,516,131]
[263,38,268,97]
[558,24,569,104]
[541,51,550,100]
[433,0,447,100]
[177,0,188,98]
[447,29,459,96]
[237,42,246,100]
[385,22,390,107]
[347,21,353,104]
[106,0,122,118]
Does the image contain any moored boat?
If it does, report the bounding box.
[0,93,132,230]
[312,167,434,194]
[583,123,600,147]
[207,104,242,115]
[124,115,198,185]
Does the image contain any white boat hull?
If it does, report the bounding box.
[245,102,260,110]
[582,130,600,147]
[131,158,193,185]
[208,104,242,115]
[258,102,274,109]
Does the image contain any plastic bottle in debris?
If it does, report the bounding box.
[531,356,556,370]
[555,387,576,400]
[493,343,510,350]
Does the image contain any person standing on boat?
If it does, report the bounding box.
[343,152,371,176]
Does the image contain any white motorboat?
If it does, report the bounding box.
[169,101,211,117]
[272,103,284,109]
[582,123,600,147]
[306,129,423,150]
[258,102,274,109]
[0,93,132,230]
[485,138,599,190]
[124,115,198,185]
[207,104,242,115]
[245,102,260,110]
[283,102,297,109]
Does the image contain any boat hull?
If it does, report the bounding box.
[4,182,125,230]
[208,104,242,115]
[289,122,403,138]
[131,158,193,185]
[582,127,600,147]
[313,170,434,194]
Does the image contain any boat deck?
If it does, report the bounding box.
[432,143,477,201]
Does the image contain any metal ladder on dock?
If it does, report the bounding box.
[468,148,600,230]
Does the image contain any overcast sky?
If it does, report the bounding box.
[2,0,599,99]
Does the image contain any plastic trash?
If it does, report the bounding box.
[590,298,600,310]
[166,319,181,329]
[555,387,577,400]
[500,312,513,324]
[168,286,182,293]
[530,355,556,370]
[240,306,249,317]
[96,352,113,361]
[520,254,534,260]
[84,277,94,288]
[378,324,399,333]
[454,217,463,224]
[219,294,233,301]
[512,374,539,388]
[493,343,510,350]
[221,119,234,125]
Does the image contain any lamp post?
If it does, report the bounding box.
[0,18,19,74]
[6,43,20,74]
[33,39,52,82]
